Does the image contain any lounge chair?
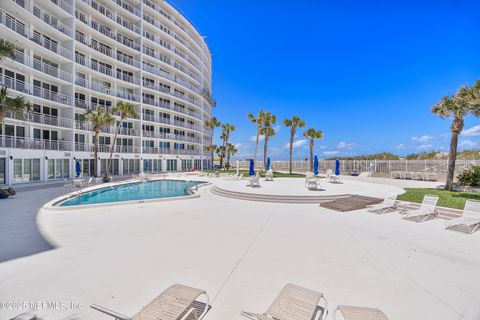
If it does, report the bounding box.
[241,283,328,320]
[305,172,314,187]
[247,173,260,187]
[91,284,209,320]
[445,200,480,234]
[333,305,389,320]
[367,192,397,214]
[237,173,244,180]
[265,169,274,181]
[402,194,439,222]
[83,177,94,188]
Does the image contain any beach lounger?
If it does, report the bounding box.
[237,173,244,180]
[367,192,397,214]
[265,169,274,181]
[402,194,439,222]
[247,173,261,187]
[445,200,480,234]
[333,305,389,320]
[305,172,314,187]
[241,283,328,320]
[91,284,209,320]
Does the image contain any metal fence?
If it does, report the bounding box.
[235,159,480,178]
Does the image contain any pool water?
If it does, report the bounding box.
[59,180,202,207]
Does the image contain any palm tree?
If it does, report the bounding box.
[220,123,236,168]
[0,87,29,123]
[431,80,480,190]
[260,112,276,170]
[226,143,238,169]
[247,110,266,163]
[106,102,137,177]
[283,116,306,174]
[0,40,14,60]
[303,128,324,171]
[86,108,115,177]
[204,117,221,169]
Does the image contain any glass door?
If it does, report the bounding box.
[0,158,5,184]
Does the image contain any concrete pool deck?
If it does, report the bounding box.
[0,176,479,320]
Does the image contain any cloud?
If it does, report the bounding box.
[416,144,433,150]
[462,125,480,137]
[250,135,265,142]
[234,143,243,149]
[284,139,307,149]
[396,144,407,150]
[459,140,478,148]
[323,150,339,156]
[337,141,355,149]
[411,135,433,143]
[273,125,281,132]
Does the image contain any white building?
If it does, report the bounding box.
[0,0,215,185]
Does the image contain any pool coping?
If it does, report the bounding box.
[41,178,211,211]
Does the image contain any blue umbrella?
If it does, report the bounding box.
[145,160,149,173]
[75,160,81,177]
[249,159,255,176]
[313,155,319,176]
[266,157,271,171]
[335,159,340,176]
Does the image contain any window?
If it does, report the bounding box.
[13,158,41,183]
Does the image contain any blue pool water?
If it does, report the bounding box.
[59,180,203,207]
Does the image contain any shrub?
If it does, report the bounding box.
[457,166,480,186]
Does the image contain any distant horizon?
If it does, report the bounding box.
[169,0,480,160]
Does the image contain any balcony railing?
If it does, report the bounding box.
[11,0,73,36]
[0,11,72,60]
[75,143,141,154]
[50,0,74,15]
[0,135,71,151]
[0,75,71,105]
[82,0,141,35]
[5,111,73,128]
[142,114,171,124]
[13,51,73,82]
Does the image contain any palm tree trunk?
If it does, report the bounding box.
[445,130,460,191]
[289,133,294,174]
[254,128,260,163]
[210,130,214,169]
[264,134,269,171]
[309,141,314,172]
[107,119,122,177]
[93,131,99,177]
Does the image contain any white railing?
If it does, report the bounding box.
[11,0,73,36]
[13,51,72,82]
[142,114,171,124]
[5,111,73,128]
[0,135,71,151]
[0,75,71,105]
[50,0,74,15]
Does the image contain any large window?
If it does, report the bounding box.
[47,158,69,180]
[13,158,41,183]
[0,158,5,184]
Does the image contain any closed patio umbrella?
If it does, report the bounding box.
[313,155,319,176]
[249,159,255,176]
[76,160,81,177]
[145,160,149,173]
[335,159,340,176]
[266,157,271,171]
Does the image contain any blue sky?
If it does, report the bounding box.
[170,0,480,159]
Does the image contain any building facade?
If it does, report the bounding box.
[0,0,215,185]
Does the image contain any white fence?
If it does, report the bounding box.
[235,159,480,177]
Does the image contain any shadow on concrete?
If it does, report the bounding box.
[0,185,62,263]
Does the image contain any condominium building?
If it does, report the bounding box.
[0,0,215,185]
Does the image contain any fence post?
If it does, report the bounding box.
[405,159,408,172]
[374,159,377,172]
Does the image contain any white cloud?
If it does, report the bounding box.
[284,139,307,149]
[337,141,355,149]
[323,150,339,156]
[250,135,265,142]
[459,140,478,148]
[417,144,433,150]
[273,125,281,132]
[412,135,433,143]
[396,144,407,150]
[462,125,480,137]
[234,143,243,149]
[317,145,327,149]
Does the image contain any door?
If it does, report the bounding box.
[0,158,5,184]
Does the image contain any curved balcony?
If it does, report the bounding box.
[0,135,71,151]
[12,51,72,83]
[5,111,73,128]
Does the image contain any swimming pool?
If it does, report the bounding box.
[59,180,203,207]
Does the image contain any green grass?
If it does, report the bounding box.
[398,188,480,210]
[202,169,306,178]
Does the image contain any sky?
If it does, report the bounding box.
[169,0,480,160]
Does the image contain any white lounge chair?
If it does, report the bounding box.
[83,177,94,188]
[92,284,209,320]
[402,194,439,222]
[265,169,274,181]
[305,172,314,187]
[237,173,244,180]
[367,192,397,214]
[241,283,328,320]
[445,200,480,234]
[247,173,260,187]
[333,305,389,320]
